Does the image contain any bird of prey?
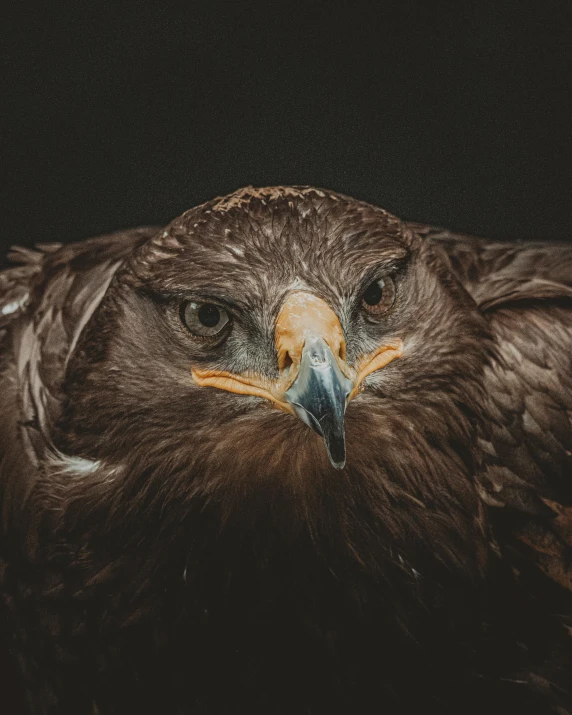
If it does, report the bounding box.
[1,186,571,715]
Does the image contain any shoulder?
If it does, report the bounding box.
[407,223,572,311]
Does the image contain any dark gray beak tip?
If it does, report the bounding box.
[322,423,347,470]
[330,455,346,470]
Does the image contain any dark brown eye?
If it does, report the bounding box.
[181,301,230,338]
[361,276,396,315]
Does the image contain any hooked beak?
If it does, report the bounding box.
[283,335,353,469]
[191,291,403,469]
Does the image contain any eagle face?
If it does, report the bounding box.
[57,187,489,572]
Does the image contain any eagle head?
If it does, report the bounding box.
[53,186,490,579]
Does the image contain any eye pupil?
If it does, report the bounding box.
[363,280,383,306]
[361,276,396,316]
[198,303,221,327]
[181,301,230,339]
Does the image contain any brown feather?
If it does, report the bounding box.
[1,189,571,714]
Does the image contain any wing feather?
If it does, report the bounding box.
[0,227,157,536]
[416,224,572,590]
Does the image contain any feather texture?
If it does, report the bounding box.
[0,189,571,714]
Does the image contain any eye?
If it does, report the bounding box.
[361,276,396,316]
[180,301,230,338]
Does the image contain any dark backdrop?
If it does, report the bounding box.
[3,2,572,259]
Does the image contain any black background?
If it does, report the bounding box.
[3,1,571,259]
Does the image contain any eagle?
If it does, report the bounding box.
[1,186,571,714]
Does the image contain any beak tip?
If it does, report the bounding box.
[325,439,346,470]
